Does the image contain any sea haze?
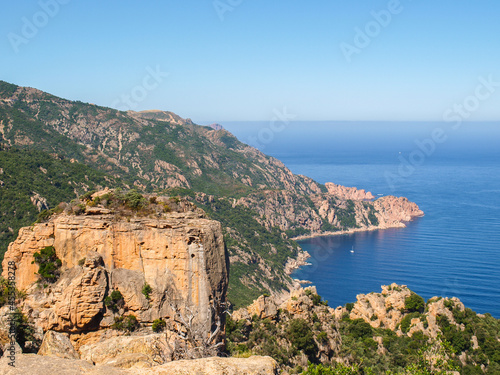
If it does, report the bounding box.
[221,121,500,318]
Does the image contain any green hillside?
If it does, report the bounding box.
[0,80,382,306]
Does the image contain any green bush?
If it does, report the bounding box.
[32,246,62,283]
[124,190,146,210]
[311,294,322,306]
[152,318,166,332]
[316,331,328,344]
[11,308,37,350]
[345,302,354,312]
[105,290,124,313]
[286,318,318,360]
[302,363,361,375]
[405,293,425,313]
[347,318,373,339]
[112,314,139,331]
[400,312,421,334]
[142,282,152,300]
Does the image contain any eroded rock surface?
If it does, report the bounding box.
[1,205,228,360]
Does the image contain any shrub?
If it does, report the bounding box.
[78,258,86,266]
[112,314,139,332]
[302,363,360,375]
[142,283,152,300]
[405,293,425,313]
[152,318,166,332]
[312,312,319,323]
[345,302,354,312]
[105,290,124,313]
[317,331,328,344]
[35,209,54,223]
[347,318,373,339]
[0,277,24,306]
[80,191,96,201]
[286,318,318,360]
[11,308,37,349]
[124,190,146,210]
[32,246,62,283]
[400,312,420,334]
[311,294,322,306]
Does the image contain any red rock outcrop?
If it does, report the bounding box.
[1,197,228,356]
[324,182,375,201]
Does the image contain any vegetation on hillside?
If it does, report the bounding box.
[0,146,122,262]
[226,289,500,374]
[32,246,62,284]
[0,81,396,306]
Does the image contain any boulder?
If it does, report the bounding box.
[42,261,108,332]
[38,330,79,359]
[78,334,168,367]
[246,295,278,320]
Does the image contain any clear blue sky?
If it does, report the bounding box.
[1,0,500,122]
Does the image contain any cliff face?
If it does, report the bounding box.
[1,197,228,354]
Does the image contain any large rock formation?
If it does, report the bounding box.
[1,193,229,364]
[373,196,424,226]
[350,283,412,330]
[324,182,375,201]
[350,284,469,339]
[231,287,342,368]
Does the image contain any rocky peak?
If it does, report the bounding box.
[373,196,424,225]
[350,283,412,330]
[208,123,224,131]
[1,191,229,365]
[325,182,375,201]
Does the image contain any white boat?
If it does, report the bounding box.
[350,246,354,253]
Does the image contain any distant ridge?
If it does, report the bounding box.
[209,123,224,131]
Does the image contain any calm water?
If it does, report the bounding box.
[221,121,500,318]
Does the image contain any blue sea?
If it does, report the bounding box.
[220,121,500,318]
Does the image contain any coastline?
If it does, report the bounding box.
[284,250,312,275]
[285,215,424,276]
[290,222,406,242]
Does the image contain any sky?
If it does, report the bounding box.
[1,0,500,122]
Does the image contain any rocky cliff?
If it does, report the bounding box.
[226,285,500,374]
[324,182,375,201]
[1,191,229,366]
[350,283,471,340]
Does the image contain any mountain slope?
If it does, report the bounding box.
[0,146,123,258]
[0,80,423,306]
